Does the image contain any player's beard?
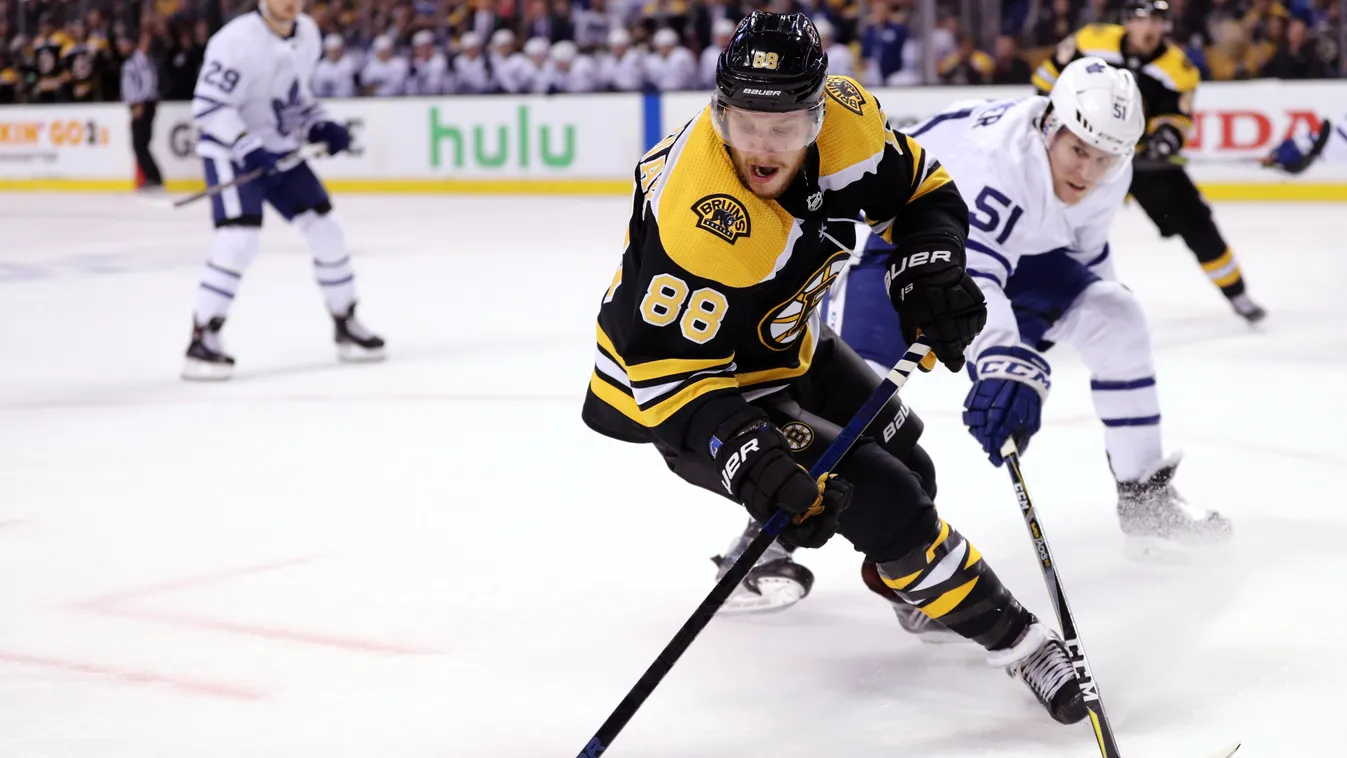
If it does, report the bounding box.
[729,147,806,200]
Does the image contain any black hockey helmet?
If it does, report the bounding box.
[712,11,828,152]
[1123,0,1170,19]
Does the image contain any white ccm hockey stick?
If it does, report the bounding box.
[1000,439,1241,758]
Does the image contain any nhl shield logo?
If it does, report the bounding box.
[825,77,866,117]
[692,194,752,244]
[780,421,814,452]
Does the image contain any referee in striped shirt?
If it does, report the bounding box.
[120,33,163,190]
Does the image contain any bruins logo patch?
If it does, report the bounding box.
[692,194,751,244]
[780,421,815,452]
[825,78,866,117]
[759,252,850,351]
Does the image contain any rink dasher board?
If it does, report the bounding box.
[0,81,1344,199]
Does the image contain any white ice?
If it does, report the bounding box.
[1,192,1343,758]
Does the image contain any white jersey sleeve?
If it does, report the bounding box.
[361,56,410,96]
[453,54,492,93]
[406,54,450,95]
[313,57,357,98]
[192,13,325,156]
[698,46,718,88]
[496,54,537,93]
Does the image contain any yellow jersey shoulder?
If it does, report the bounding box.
[817,75,892,184]
[1073,23,1125,55]
[650,108,798,289]
[1150,44,1200,93]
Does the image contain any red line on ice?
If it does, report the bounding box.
[0,650,266,700]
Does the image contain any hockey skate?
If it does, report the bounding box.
[987,620,1087,725]
[859,561,960,644]
[334,303,385,362]
[182,316,235,381]
[1118,453,1232,561]
[712,523,815,613]
[1229,293,1267,324]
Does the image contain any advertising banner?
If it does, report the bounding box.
[0,104,130,187]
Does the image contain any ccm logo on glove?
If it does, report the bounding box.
[720,438,761,493]
[977,356,1051,392]
[884,250,953,289]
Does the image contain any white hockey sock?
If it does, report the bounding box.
[1090,377,1163,482]
[295,210,356,315]
[194,226,260,324]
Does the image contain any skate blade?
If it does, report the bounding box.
[181,358,233,381]
[1123,533,1232,565]
[337,343,386,363]
[719,577,807,614]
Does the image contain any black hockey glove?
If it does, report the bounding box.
[885,232,987,372]
[712,420,852,549]
[1142,123,1185,161]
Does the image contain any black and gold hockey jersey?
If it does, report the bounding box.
[1032,23,1199,150]
[581,75,966,452]
[62,38,107,102]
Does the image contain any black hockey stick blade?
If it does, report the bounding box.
[576,340,934,757]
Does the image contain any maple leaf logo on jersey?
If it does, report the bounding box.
[825,77,865,117]
[691,194,751,244]
[1086,62,1107,74]
[758,251,849,351]
[271,80,307,137]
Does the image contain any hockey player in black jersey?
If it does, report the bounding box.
[581,11,1086,725]
[1034,0,1267,323]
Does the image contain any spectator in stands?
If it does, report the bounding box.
[362,35,410,95]
[816,17,856,79]
[407,28,451,94]
[885,10,955,86]
[0,49,18,103]
[541,38,599,91]
[599,27,645,90]
[991,33,1031,83]
[160,21,202,102]
[1263,16,1328,76]
[454,32,495,93]
[645,26,694,90]
[1206,16,1268,79]
[1031,0,1075,47]
[1075,0,1113,26]
[860,0,908,85]
[470,0,512,43]
[489,27,518,90]
[939,30,994,84]
[1244,0,1291,43]
[698,17,734,87]
[30,14,68,103]
[692,0,744,51]
[572,0,614,51]
[522,0,573,43]
[314,34,359,98]
[639,0,691,47]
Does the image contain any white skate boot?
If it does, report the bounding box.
[1118,454,1232,561]
[712,522,815,613]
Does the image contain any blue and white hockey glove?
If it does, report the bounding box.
[308,120,351,156]
[1262,118,1332,175]
[962,346,1051,467]
[231,134,285,186]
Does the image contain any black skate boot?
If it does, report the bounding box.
[182,316,235,381]
[1229,293,1267,324]
[987,620,1088,725]
[333,303,385,362]
[712,522,815,613]
[860,561,960,644]
[1118,454,1232,560]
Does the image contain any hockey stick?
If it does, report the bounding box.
[999,441,1241,758]
[577,338,935,758]
[170,143,328,208]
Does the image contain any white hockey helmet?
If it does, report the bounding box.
[1045,57,1145,157]
[652,28,679,50]
[550,40,578,63]
[491,28,516,49]
[813,17,834,40]
[607,28,631,49]
[460,31,482,50]
[412,29,434,48]
[323,33,344,50]
[524,36,550,58]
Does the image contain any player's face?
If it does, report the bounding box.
[1047,130,1121,205]
[723,109,815,199]
[1125,16,1165,55]
[265,0,301,23]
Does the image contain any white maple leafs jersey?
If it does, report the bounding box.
[902,96,1130,358]
[496,53,541,93]
[539,56,599,93]
[192,11,327,157]
[599,49,645,91]
[361,55,409,96]
[454,53,493,93]
[644,47,695,91]
[313,55,358,98]
[406,53,451,95]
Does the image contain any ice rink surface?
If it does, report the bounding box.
[1,191,1343,758]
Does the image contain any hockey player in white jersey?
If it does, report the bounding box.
[644,28,695,91]
[814,18,855,79]
[697,18,735,88]
[184,0,384,380]
[405,29,450,95]
[715,57,1232,615]
[538,40,598,93]
[598,28,644,91]
[361,35,409,96]
[312,34,357,98]
[452,32,492,94]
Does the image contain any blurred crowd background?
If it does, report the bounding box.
[1,0,1343,103]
